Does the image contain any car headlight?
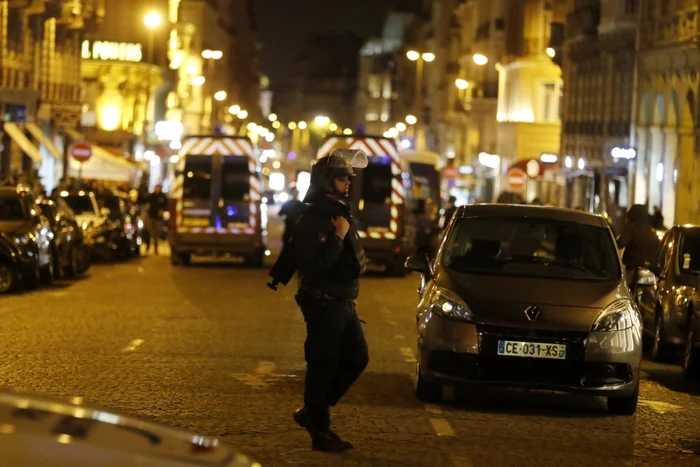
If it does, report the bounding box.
[591,299,639,332]
[428,286,473,322]
[673,286,695,307]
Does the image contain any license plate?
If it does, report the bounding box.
[497,340,566,360]
[183,218,210,227]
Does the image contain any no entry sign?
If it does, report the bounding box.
[70,141,93,163]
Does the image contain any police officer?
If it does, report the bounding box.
[291,149,369,452]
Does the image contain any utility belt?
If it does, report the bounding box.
[295,285,345,306]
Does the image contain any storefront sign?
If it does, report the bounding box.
[81,40,143,63]
[611,147,636,160]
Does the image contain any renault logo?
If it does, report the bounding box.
[525,305,541,321]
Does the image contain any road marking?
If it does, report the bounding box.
[232,373,267,389]
[71,397,83,405]
[639,399,683,414]
[48,291,68,298]
[122,339,144,352]
[255,361,276,374]
[430,418,454,437]
[450,456,474,467]
[425,404,442,415]
[394,334,406,340]
[400,347,417,363]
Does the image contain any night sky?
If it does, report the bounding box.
[254,0,397,87]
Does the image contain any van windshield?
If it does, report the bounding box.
[183,156,212,200]
[221,156,250,200]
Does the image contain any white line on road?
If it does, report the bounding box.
[122,339,144,352]
[255,361,276,374]
[425,404,442,415]
[430,418,454,437]
[400,347,417,363]
[639,399,683,414]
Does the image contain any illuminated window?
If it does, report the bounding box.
[382,76,392,99]
[368,74,381,99]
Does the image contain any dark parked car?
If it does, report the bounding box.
[0,185,55,289]
[406,204,643,414]
[0,233,22,293]
[97,192,143,258]
[36,197,90,278]
[634,226,700,365]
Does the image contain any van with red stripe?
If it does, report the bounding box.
[168,135,266,266]
[317,135,416,275]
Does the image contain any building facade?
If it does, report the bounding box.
[634,0,700,226]
[561,0,637,230]
[0,0,102,192]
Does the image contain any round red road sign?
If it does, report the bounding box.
[70,141,93,163]
[506,168,527,192]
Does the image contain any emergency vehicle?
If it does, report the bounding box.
[401,150,442,256]
[169,135,266,266]
[317,135,415,275]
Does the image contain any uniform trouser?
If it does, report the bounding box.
[146,217,163,252]
[298,296,369,432]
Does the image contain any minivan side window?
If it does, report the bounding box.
[183,156,213,200]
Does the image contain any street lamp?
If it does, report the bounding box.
[455,79,469,90]
[214,91,227,101]
[314,115,330,126]
[202,49,223,60]
[546,47,556,58]
[229,105,241,115]
[272,121,281,129]
[421,52,435,62]
[298,121,307,130]
[288,122,297,130]
[144,12,162,64]
[237,110,248,119]
[268,113,278,122]
[329,123,338,132]
[191,76,205,86]
[406,50,420,61]
[406,51,435,150]
[396,122,407,132]
[406,115,417,125]
[473,54,489,66]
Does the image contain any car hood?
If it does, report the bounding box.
[0,221,32,237]
[434,268,629,332]
[0,390,257,467]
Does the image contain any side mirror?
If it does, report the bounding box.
[100,207,111,217]
[635,267,657,287]
[405,254,430,274]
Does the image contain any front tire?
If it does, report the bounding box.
[651,311,672,362]
[0,261,15,293]
[415,364,442,402]
[682,318,700,381]
[607,384,639,415]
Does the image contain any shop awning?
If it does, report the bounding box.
[3,122,42,162]
[64,130,145,182]
[65,129,144,170]
[26,123,61,160]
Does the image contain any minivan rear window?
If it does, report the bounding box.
[361,158,392,204]
[221,156,250,200]
[183,156,212,200]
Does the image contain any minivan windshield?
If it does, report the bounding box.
[443,217,621,281]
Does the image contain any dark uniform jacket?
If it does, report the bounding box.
[293,195,366,300]
[617,204,660,270]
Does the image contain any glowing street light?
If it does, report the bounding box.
[144,12,162,28]
[288,122,297,130]
[314,115,330,126]
[247,122,258,132]
[237,110,248,119]
[422,52,435,62]
[298,121,307,130]
[546,47,556,58]
[329,123,338,132]
[202,50,223,60]
[268,113,278,122]
[265,133,275,142]
[229,105,241,115]
[406,50,420,61]
[214,91,227,101]
[473,54,489,66]
[396,122,407,132]
[343,128,353,135]
[272,121,281,129]
[406,115,417,125]
[455,79,469,90]
[191,76,205,86]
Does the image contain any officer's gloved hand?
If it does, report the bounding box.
[332,216,350,239]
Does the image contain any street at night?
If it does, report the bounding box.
[0,220,698,467]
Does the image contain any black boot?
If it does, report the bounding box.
[293,407,352,448]
[310,430,354,452]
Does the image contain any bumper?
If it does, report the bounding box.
[417,312,642,396]
[170,232,264,256]
[363,237,413,266]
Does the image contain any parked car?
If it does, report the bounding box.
[683,280,700,381]
[0,185,55,289]
[58,190,120,262]
[36,196,90,278]
[0,389,259,466]
[406,204,644,414]
[97,192,143,258]
[634,226,700,364]
[0,233,22,293]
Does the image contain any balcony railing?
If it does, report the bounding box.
[639,9,698,49]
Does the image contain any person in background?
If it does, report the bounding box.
[279,187,306,246]
[438,196,458,231]
[144,185,168,255]
[651,205,666,231]
[617,204,661,285]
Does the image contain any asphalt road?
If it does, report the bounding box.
[0,228,699,466]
